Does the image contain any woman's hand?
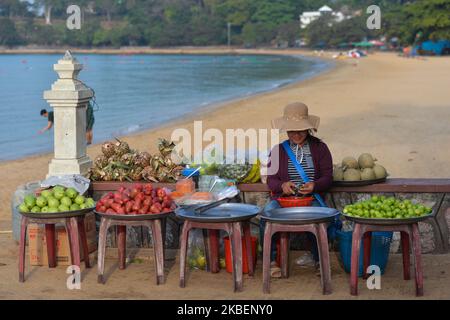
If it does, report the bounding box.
[281,181,296,195]
[299,182,315,195]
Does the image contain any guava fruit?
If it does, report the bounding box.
[70,203,81,211]
[74,195,85,205]
[19,203,29,212]
[65,188,78,199]
[31,206,41,213]
[24,195,36,209]
[61,196,72,207]
[36,196,47,208]
[53,190,65,200]
[41,189,53,198]
[58,204,70,212]
[47,197,59,208]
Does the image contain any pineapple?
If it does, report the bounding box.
[158,139,176,157]
[134,151,151,168]
[114,138,131,156]
[102,142,116,158]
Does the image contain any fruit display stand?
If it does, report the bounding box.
[90,179,450,255]
[95,210,168,285]
[343,213,432,296]
[18,208,92,282]
[175,203,260,292]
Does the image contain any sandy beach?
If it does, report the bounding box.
[1,49,450,222]
[0,48,450,300]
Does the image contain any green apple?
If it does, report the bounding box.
[19,203,29,213]
[70,203,81,211]
[58,204,70,212]
[41,189,53,198]
[31,206,41,213]
[65,188,78,199]
[36,196,47,208]
[47,197,60,208]
[53,189,65,200]
[74,195,85,205]
[24,195,36,209]
[61,196,72,207]
[48,207,59,213]
[79,203,87,209]
[41,206,49,213]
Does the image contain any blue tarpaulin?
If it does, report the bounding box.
[418,40,450,55]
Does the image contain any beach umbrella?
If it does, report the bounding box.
[370,40,385,46]
[353,41,374,47]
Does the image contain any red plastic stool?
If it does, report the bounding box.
[350,222,423,296]
[19,214,91,282]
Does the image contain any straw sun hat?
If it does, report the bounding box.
[271,102,320,132]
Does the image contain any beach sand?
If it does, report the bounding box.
[0,48,450,300]
[1,49,450,221]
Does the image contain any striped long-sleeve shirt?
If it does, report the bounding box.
[287,141,315,186]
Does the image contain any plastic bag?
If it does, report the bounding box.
[40,174,90,195]
[187,229,207,270]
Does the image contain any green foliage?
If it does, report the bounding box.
[0,17,22,46]
[403,0,450,41]
[0,0,449,48]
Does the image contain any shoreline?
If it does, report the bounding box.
[0,48,336,163]
[0,46,317,55]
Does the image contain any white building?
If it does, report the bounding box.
[299,5,346,29]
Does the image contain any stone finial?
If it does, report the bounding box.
[54,50,82,81]
[63,50,74,61]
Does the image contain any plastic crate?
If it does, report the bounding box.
[336,230,393,277]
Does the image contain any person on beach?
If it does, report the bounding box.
[39,102,95,145]
[38,109,54,134]
[261,102,340,278]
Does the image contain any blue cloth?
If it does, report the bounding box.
[260,199,342,262]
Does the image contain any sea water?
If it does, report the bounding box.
[0,54,331,161]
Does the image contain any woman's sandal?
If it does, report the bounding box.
[270,262,282,278]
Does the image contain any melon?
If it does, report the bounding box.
[358,153,376,168]
[344,168,361,181]
[342,157,359,169]
[333,166,344,181]
[361,168,376,180]
[373,164,387,179]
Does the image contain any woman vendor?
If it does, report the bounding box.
[261,102,338,277]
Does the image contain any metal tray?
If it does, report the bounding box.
[332,177,387,187]
[261,207,340,224]
[342,213,433,225]
[94,210,173,221]
[19,207,94,219]
[176,203,261,223]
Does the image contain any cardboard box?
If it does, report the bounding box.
[28,213,97,266]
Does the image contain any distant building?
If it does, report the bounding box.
[299,5,346,29]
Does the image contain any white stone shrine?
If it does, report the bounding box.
[43,51,93,177]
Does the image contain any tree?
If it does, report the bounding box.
[0,17,21,46]
[0,0,30,18]
[404,0,450,41]
[305,14,335,47]
[34,0,67,25]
